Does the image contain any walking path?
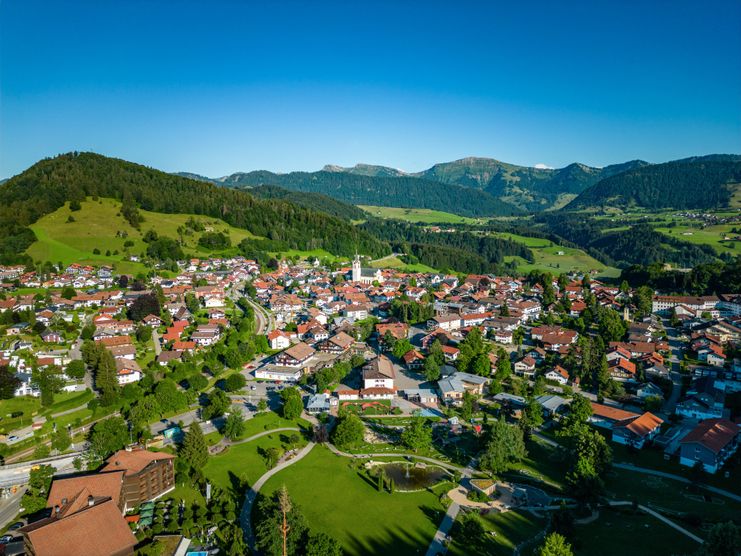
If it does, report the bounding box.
[425,502,459,556]
[240,441,316,552]
[613,462,741,502]
[209,427,301,453]
[608,501,704,544]
[325,443,472,475]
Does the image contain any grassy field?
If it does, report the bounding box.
[0,390,94,434]
[573,507,698,556]
[369,254,437,273]
[26,198,262,272]
[260,445,446,556]
[448,510,547,556]
[494,232,620,277]
[655,224,741,256]
[358,205,487,225]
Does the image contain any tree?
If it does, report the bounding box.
[513,326,525,346]
[536,532,573,556]
[632,285,654,317]
[460,391,477,421]
[0,365,20,399]
[391,338,413,359]
[89,416,129,459]
[224,409,245,441]
[61,286,76,299]
[520,398,544,435]
[254,488,309,556]
[188,373,208,391]
[471,353,492,376]
[428,339,445,366]
[306,532,343,556]
[495,347,511,380]
[281,387,303,420]
[202,389,230,420]
[155,379,187,413]
[423,356,441,382]
[224,372,246,392]
[479,419,526,475]
[705,521,741,556]
[65,359,85,379]
[33,366,65,406]
[95,348,120,406]
[597,307,628,342]
[332,413,365,448]
[128,293,161,322]
[400,418,432,453]
[180,421,208,471]
[257,398,268,412]
[562,394,592,429]
[22,465,54,515]
[52,427,72,452]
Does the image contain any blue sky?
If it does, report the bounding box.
[1,0,740,178]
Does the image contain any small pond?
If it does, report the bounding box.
[377,463,449,490]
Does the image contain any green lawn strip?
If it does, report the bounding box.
[235,412,310,440]
[572,506,696,556]
[358,205,484,225]
[259,445,446,556]
[447,509,547,556]
[503,438,568,492]
[604,468,741,524]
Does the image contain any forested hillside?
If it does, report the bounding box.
[248,185,368,221]
[211,170,522,217]
[0,153,387,265]
[567,157,741,210]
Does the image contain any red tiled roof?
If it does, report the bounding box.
[680,419,740,454]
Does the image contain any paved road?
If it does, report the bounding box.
[240,441,316,552]
[425,502,459,556]
[0,489,25,530]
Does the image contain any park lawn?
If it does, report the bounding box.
[604,468,741,523]
[0,390,94,434]
[358,205,486,225]
[269,248,345,263]
[26,198,264,272]
[573,507,699,556]
[237,412,310,439]
[260,446,446,556]
[447,509,546,556]
[203,432,307,491]
[504,438,568,492]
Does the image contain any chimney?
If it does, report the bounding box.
[87,495,94,507]
[54,505,60,517]
[61,497,67,505]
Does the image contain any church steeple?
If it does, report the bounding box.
[352,253,361,282]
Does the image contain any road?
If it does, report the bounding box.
[0,489,25,530]
[662,321,684,415]
[151,328,162,356]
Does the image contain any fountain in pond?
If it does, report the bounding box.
[377,463,448,491]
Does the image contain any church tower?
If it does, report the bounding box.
[352,254,361,282]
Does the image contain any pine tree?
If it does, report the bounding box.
[95,348,119,406]
[180,421,208,471]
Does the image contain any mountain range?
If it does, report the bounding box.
[179,154,741,215]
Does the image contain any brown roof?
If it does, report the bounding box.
[328,331,354,349]
[100,448,176,476]
[680,419,740,454]
[283,342,316,361]
[590,402,638,422]
[96,335,133,347]
[615,412,664,438]
[47,471,125,511]
[22,498,136,556]
[363,355,396,380]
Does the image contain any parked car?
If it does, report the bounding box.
[0,535,14,544]
[8,522,24,530]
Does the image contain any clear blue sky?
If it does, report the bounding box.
[2,0,740,178]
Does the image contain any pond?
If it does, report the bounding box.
[376,462,450,491]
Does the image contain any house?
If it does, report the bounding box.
[255,365,303,382]
[440,344,460,362]
[142,314,163,327]
[40,329,62,343]
[611,412,664,449]
[267,330,292,350]
[403,350,425,370]
[437,372,488,405]
[317,331,354,354]
[636,382,664,400]
[19,496,137,556]
[609,358,637,381]
[402,388,439,405]
[514,356,536,378]
[306,393,335,414]
[351,254,384,284]
[544,365,569,385]
[115,359,143,385]
[588,403,639,430]
[535,394,570,418]
[100,448,176,509]
[676,377,726,420]
[679,419,740,474]
[274,342,316,368]
[362,355,396,391]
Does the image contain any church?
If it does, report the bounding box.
[351,254,384,285]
